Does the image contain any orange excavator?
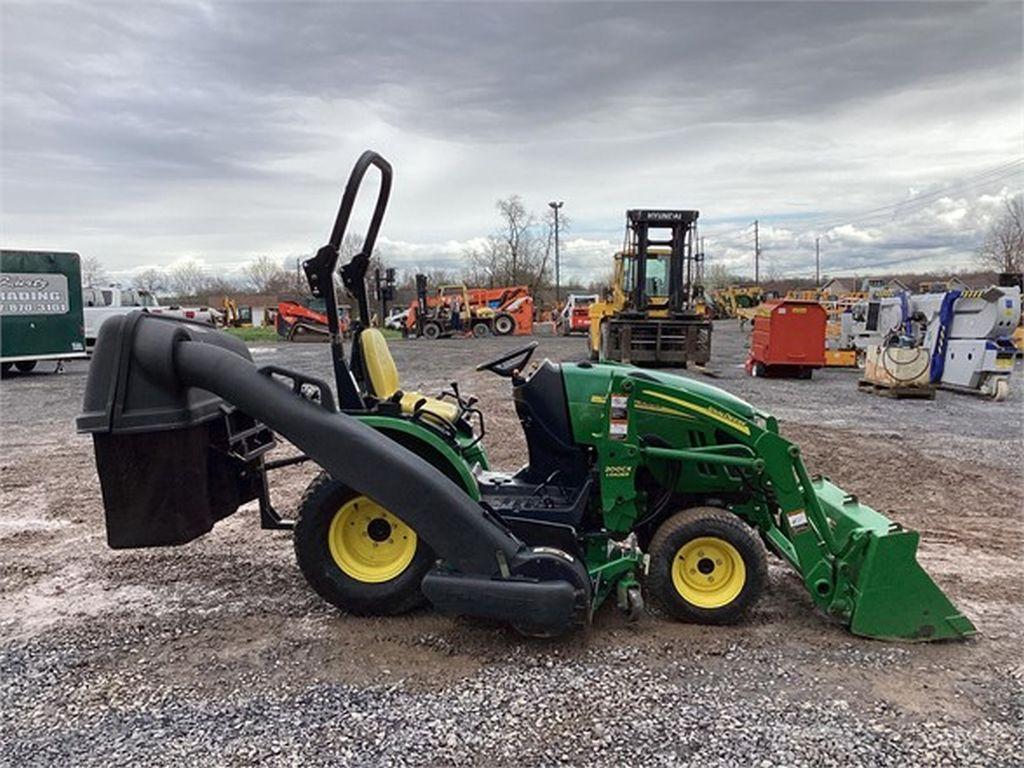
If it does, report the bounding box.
[276,298,350,342]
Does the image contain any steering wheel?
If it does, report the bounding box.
[475,341,539,378]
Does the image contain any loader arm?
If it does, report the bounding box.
[599,369,976,641]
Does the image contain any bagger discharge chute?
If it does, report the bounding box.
[78,150,973,641]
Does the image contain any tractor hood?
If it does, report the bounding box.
[623,367,756,418]
[561,361,758,445]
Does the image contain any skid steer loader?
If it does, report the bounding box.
[78,152,974,641]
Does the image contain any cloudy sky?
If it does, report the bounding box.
[2,1,1022,285]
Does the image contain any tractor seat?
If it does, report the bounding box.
[359,328,461,422]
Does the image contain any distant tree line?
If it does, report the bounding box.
[80,193,1022,304]
[77,195,587,302]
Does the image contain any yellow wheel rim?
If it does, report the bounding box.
[671,536,746,609]
[327,496,417,583]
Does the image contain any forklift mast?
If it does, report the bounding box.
[624,209,700,315]
[373,267,397,323]
[415,273,429,336]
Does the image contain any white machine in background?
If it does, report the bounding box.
[841,285,1020,400]
[83,286,220,351]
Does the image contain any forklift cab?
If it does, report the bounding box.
[622,209,700,315]
[623,247,673,307]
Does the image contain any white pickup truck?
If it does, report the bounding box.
[83,286,220,349]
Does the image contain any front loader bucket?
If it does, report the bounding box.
[812,478,976,642]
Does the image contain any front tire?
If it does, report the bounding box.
[493,313,515,335]
[647,507,767,625]
[422,321,443,340]
[294,473,434,616]
[14,360,37,373]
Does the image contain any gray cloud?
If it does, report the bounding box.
[1,1,1021,282]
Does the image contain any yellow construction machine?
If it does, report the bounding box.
[220,297,253,328]
[588,209,710,366]
[711,285,764,319]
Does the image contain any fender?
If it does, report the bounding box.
[358,415,481,501]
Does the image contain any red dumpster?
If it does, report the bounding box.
[745,299,826,379]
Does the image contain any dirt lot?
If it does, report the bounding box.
[1,321,1022,766]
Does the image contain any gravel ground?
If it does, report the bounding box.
[1,321,1022,766]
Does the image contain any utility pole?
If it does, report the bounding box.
[753,220,760,285]
[815,237,820,287]
[549,201,564,304]
[699,236,706,286]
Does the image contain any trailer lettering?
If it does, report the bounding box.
[0,273,70,315]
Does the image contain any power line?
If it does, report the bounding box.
[791,159,1023,234]
[805,251,941,276]
[793,159,1022,230]
[771,163,1022,280]
[705,160,1022,281]
[818,170,1022,234]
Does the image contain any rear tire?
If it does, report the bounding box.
[493,313,515,335]
[293,473,434,616]
[422,321,443,340]
[646,507,767,625]
[471,321,491,338]
[14,360,37,373]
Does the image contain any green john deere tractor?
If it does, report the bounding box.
[78,152,974,642]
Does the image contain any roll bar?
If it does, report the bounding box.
[302,150,393,409]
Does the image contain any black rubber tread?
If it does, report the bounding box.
[293,472,434,616]
[646,506,767,625]
[422,321,443,340]
[14,360,37,373]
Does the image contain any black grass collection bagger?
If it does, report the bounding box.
[78,152,974,641]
